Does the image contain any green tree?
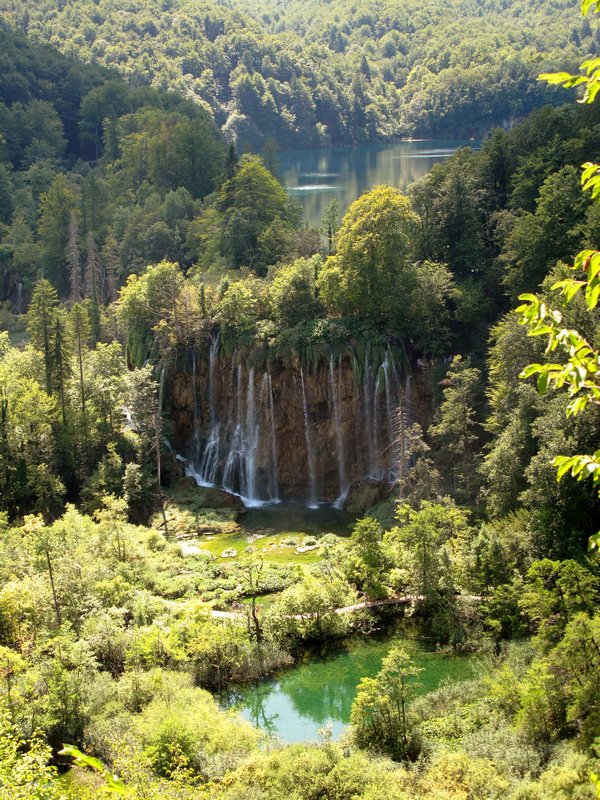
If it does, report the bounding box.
[517,0,600,553]
[27,279,59,396]
[268,256,322,327]
[321,199,340,255]
[215,279,259,351]
[501,166,589,296]
[351,644,422,761]
[429,356,483,504]
[37,174,78,295]
[519,558,599,647]
[317,186,418,329]
[216,154,299,272]
[68,302,91,427]
[66,211,82,303]
[344,517,387,599]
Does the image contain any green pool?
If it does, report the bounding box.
[224,633,474,743]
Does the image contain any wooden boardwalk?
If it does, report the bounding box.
[208,594,482,621]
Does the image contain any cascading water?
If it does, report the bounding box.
[191,351,200,462]
[195,336,220,486]
[382,351,395,442]
[329,354,348,507]
[300,367,318,508]
[244,366,259,502]
[15,282,22,315]
[362,352,375,476]
[181,342,409,508]
[221,366,265,507]
[372,364,383,479]
[263,374,280,501]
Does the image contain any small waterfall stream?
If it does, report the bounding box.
[300,367,319,508]
[329,354,348,507]
[362,352,376,476]
[264,374,279,502]
[222,365,262,506]
[196,336,220,486]
[15,282,23,315]
[191,351,200,463]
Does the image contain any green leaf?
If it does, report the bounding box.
[581,0,600,16]
[519,364,543,378]
[537,372,549,394]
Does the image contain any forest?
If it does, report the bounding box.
[0,0,593,147]
[0,0,599,798]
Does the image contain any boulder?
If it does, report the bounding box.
[344,478,389,515]
[172,477,247,515]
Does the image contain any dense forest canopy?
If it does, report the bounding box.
[0,1,599,798]
[0,0,591,147]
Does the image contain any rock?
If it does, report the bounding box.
[344,479,389,515]
[172,478,246,515]
[179,540,201,555]
[220,548,238,558]
[169,353,435,504]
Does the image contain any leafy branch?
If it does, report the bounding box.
[518,4,600,554]
[59,744,129,794]
[539,0,600,102]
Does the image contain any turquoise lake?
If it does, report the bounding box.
[278,139,477,228]
[225,633,475,744]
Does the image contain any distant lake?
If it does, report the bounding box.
[278,139,477,228]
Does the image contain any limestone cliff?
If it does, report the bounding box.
[167,341,434,505]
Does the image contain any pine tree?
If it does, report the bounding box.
[52,315,71,425]
[84,232,100,301]
[85,232,102,343]
[27,279,59,396]
[224,142,238,180]
[429,356,482,504]
[101,234,119,304]
[68,303,90,421]
[66,211,82,303]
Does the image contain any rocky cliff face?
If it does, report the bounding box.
[168,342,434,506]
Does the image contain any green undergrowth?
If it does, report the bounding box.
[192,530,331,566]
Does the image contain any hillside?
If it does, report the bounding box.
[0,0,592,147]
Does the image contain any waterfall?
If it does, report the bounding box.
[329,354,348,507]
[300,367,318,508]
[191,351,200,463]
[373,364,382,479]
[244,366,258,502]
[208,335,219,425]
[222,363,245,499]
[382,350,401,482]
[363,352,375,475]
[15,282,23,315]
[396,372,413,492]
[265,373,279,501]
[182,342,406,506]
[195,336,221,486]
[371,350,400,482]
[222,365,264,506]
[382,351,395,443]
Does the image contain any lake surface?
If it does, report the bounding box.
[278,139,477,228]
[224,633,474,743]
[243,501,354,536]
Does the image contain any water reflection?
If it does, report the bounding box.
[224,635,474,743]
[278,140,477,228]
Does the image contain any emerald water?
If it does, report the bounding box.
[278,139,477,228]
[243,501,354,536]
[225,634,474,743]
